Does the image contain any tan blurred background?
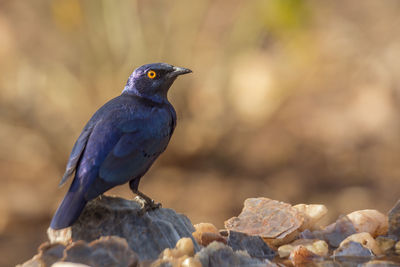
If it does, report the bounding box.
[1,0,400,265]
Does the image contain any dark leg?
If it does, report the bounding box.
[129,179,161,211]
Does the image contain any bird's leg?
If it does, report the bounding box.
[129,180,161,212]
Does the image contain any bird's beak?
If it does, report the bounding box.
[170,66,192,77]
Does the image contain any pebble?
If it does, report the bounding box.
[395,240,400,254]
[154,238,201,267]
[347,210,388,237]
[289,245,320,266]
[334,241,374,258]
[339,232,381,255]
[160,237,195,260]
[293,204,328,231]
[192,223,226,246]
[278,239,328,258]
[194,241,276,267]
[300,215,357,247]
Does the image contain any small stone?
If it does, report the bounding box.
[277,244,293,258]
[161,238,195,260]
[176,238,195,257]
[154,238,200,267]
[375,236,395,254]
[293,239,329,257]
[347,210,388,237]
[334,241,374,258]
[227,231,275,260]
[301,215,357,247]
[193,223,226,246]
[52,263,91,267]
[340,232,381,255]
[293,204,328,231]
[47,227,72,245]
[362,260,400,267]
[278,239,328,258]
[195,241,277,267]
[224,198,303,245]
[193,223,219,236]
[289,245,320,266]
[395,241,400,254]
[389,200,400,240]
[181,257,203,267]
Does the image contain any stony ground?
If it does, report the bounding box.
[19,196,400,267]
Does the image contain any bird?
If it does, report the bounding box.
[50,63,192,230]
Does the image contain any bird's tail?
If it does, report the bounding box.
[50,188,87,230]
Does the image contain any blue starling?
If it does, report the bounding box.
[50,63,191,229]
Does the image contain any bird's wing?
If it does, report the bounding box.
[98,119,170,185]
[59,123,95,187]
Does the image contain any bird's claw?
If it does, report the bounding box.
[134,196,161,216]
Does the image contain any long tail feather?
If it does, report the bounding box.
[50,189,87,230]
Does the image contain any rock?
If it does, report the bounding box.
[18,242,66,267]
[39,242,66,266]
[395,241,400,254]
[347,210,388,237]
[19,236,138,267]
[64,236,138,266]
[226,231,275,260]
[161,237,195,259]
[313,261,341,267]
[224,198,303,246]
[47,196,200,261]
[375,236,395,254]
[193,223,226,246]
[293,204,328,231]
[194,241,277,267]
[339,232,381,255]
[52,263,91,267]
[301,215,357,247]
[181,257,203,267]
[278,239,328,258]
[152,237,202,267]
[289,245,320,266]
[388,200,400,240]
[361,260,400,267]
[334,241,374,258]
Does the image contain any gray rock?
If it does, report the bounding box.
[227,231,275,260]
[301,215,357,247]
[195,241,277,267]
[48,196,200,261]
[19,236,138,267]
[63,236,138,267]
[388,199,400,241]
[333,241,374,258]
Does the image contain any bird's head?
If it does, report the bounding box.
[123,63,192,103]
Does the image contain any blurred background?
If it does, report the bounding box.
[1,0,400,265]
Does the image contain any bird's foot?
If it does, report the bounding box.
[134,194,162,216]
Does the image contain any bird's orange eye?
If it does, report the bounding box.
[147,70,156,79]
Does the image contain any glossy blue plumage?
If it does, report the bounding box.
[50,63,191,229]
